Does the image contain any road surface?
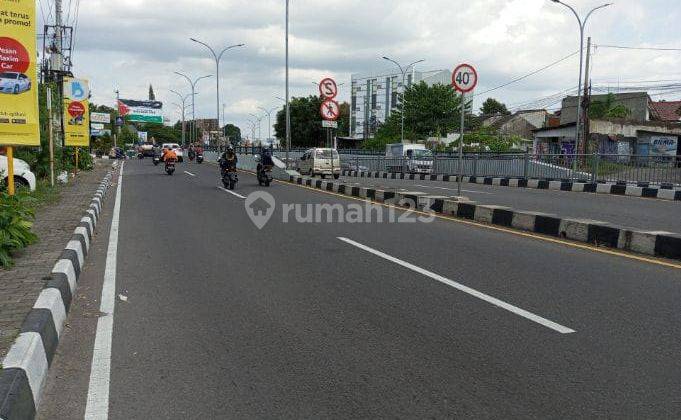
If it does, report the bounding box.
[38,159,681,419]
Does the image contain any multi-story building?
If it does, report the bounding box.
[191,118,219,134]
[350,69,452,140]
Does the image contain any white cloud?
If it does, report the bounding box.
[44,0,681,135]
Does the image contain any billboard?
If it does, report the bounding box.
[91,112,111,124]
[650,136,678,157]
[63,77,90,146]
[0,0,40,146]
[118,99,163,124]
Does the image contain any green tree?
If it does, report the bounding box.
[274,96,323,148]
[401,82,466,138]
[222,124,242,145]
[588,93,631,119]
[480,98,510,116]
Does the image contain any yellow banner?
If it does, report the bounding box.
[0,0,40,146]
[63,77,90,147]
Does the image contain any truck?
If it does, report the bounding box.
[385,143,434,174]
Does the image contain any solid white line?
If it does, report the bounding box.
[337,237,575,334]
[218,186,247,199]
[184,171,196,177]
[414,184,494,195]
[84,162,124,420]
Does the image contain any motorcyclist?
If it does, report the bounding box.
[162,147,177,163]
[219,145,238,172]
[261,148,275,167]
[188,145,196,161]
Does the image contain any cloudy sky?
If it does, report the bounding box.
[39,0,681,137]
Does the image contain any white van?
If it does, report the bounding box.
[297,148,341,179]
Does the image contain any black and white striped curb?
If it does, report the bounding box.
[0,164,117,420]
[291,174,681,262]
[341,170,681,202]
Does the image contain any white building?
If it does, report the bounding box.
[350,68,452,140]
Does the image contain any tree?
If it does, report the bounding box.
[588,93,631,119]
[222,124,242,145]
[274,96,323,148]
[401,82,466,139]
[149,84,156,101]
[480,98,510,116]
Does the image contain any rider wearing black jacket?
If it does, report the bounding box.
[219,147,238,171]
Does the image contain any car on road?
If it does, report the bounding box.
[162,143,184,162]
[0,155,37,191]
[297,148,341,178]
[0,72,32,94]
[341,161,369,172]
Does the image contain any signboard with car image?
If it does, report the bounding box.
[63,77,91,146]
[0,0,40,146]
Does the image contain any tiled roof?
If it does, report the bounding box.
[651,101,681,122]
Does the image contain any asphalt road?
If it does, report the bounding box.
[38,159,681,419]
[339,175,681,233]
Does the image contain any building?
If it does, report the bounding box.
[483,109,549,140]
[534,119,681,157]
[560,92,651,124]
[191,118,219,134]
[650,101,681,122]
[350,68,452,140]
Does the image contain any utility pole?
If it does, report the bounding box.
[581,36,592,155]
[53,0,63,72]
[285,0,291,167]
[114,90,120,148]
[47,88,55,186]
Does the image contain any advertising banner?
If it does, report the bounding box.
[118,99,163,124]
[650,136,678,157]
[91,112,111,124]
[0,0,40,146]
[63,77,90,146]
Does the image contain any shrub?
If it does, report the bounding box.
[0,192,38,268]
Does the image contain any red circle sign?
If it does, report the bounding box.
[319,78,338,99]
[320,99,340,121]
[68,101,86,117]
[0,37,30,73]
[452,63,478,93]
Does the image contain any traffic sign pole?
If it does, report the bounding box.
[458,91,465,197]
[452,63,478,197]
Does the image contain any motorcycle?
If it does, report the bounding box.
[257,164,273,187]
[222,167,238,190]
[188,149,196,162]
[196,153,204,164]
[165,160,176,175]
[153,155,160,166]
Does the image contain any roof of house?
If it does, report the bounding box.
[650,101,681,122]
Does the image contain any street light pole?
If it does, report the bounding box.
[250,113,263,143]
[382,57,425,143]
[258,107,276,145]
[174,72,212,144]
[550,0,612,173]
[170,89,194,145]
[189,38,245,138]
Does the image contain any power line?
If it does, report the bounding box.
[595,44,681,52]
[474,50,580,98]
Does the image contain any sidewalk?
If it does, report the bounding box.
[0,160,112,360]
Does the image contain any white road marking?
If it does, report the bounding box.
[414,184,494,195]
[218,186,247,199]
[184,171,196,177]
[84,162,124,420]
[337,237,575,334]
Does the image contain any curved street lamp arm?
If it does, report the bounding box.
[382,56,404,76]
[584,3,613,26]
[190,38,217,60]
[218,43,245,61]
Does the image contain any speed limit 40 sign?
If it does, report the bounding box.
[452,64,478,93]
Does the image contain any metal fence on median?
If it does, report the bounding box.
[342,154,681,185]
[235,147,681,185]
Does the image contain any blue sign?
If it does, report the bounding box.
[115,116,124,126]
